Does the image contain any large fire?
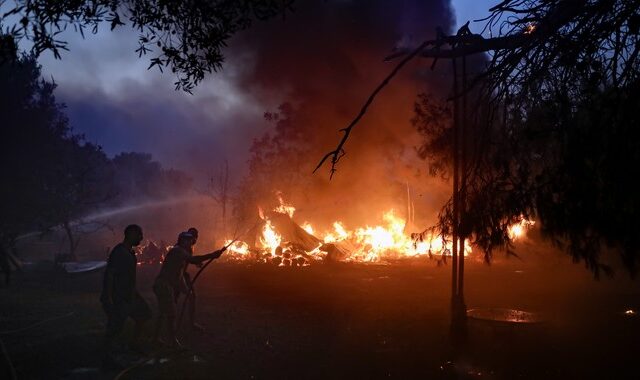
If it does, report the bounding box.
[223,198,533,266]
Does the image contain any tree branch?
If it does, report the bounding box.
[313,40,431,178]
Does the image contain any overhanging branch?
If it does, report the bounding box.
[314,31,533,178]
[385,34,528,61]
[314,0,589,179]
[312,39,432,178]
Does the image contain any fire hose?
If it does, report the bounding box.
[114,239,239,380]
[175,239,235,332]
[0,312,75,380]
[115,222,260,379]
[176,220,261,333]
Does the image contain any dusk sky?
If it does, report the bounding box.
[26,1,496,181]
[6,3,638,377]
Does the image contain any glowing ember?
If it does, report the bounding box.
[467,308,544,324]
[625,309,636,315]
[524,23,536,34]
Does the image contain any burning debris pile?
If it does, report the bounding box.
[136,240,170,265]
[223,198,534,266]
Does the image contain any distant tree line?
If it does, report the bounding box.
[0,54,192,256]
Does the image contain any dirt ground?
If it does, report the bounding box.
[1,256,639,379]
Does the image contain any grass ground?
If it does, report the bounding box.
[1,256,639,379]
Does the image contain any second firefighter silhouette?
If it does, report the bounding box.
[170,226,210,331]
[153,231,225,347]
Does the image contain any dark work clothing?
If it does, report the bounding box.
[154,246,192,317]
[101,243,137,303]
[103,293,151,338]
[0,246,10,285]
[183,271,194,295]
[153,279,177,317]
[155,246,191,289]
[101,242,150,339]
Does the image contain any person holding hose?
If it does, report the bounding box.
[152,231,225,347]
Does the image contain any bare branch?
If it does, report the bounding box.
[313,39,430,177]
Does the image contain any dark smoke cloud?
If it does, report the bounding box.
[39,0,458,230]
[228,0,456,227]
[38,26,277,182]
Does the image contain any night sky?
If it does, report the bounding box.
[25,1,495,182]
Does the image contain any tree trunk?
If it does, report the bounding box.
[457,55,468,308]
[221,160,229,238]
[451,58,460,313]
[450,56,469,343]
[63,221,78,262]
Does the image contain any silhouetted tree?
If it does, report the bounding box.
[319,0,640,276]
[411,0,640,276]
[48,140,114,260]
[0,0,293,91]
[112,152,162,199]
[207,159,230,237]
[111,152,193,201]
[0,54,194,258]
[0,54,114,258]
[235,103,311,221]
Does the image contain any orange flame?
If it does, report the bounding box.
[274,195,296,217]
[301,222,314,235]
[508,217,535,240]
[223,200,532,265]
[224,240,250,257]
[524,23,536,34]
[259,219,282,255]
